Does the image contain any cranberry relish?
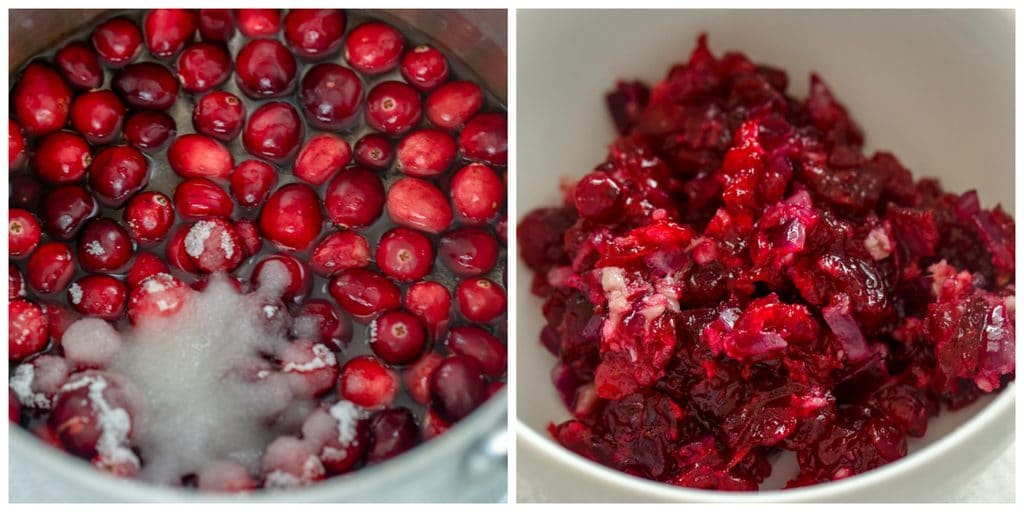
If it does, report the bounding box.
[9,9,506,490]
[518,35,1014,490]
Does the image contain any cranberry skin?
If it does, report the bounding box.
[451,163,505,225]
[259,183,324,252]
[183,218,244,274]
[11,173,43,212]
[32,131,92,185]
[370,309,427,365]
[123,110,176,152]
[430,356,487,422]
[176,42,232,93]
[396,129,456,177]
[26,242,75,294]
[402,351,444,404]
[295,134,351,186]
[230,160,277,208]
[459,112,508,166]
[88,146,150,207]
[426,81,484,130]
[192,91,245,141]
[198,460,255,493]
[311,231,371,277]
[329,269,401,322]
[68,275,128,320]
[235,39,297,99]
[324,167,385,228]
[438,227,499,277]
[281,339,339,397]
[91,17,143,67]
[10,119,27,168]
[345,22,405,75]
[174,178,234,219]
[13,62,72,137]
[41,185,98,241]
[386,177,453,234]
[365,81,422,136]
[455,278,506,323]
[9,209,42,259]
[127,273,190,324]
[400,45,450,92]
[55,42,104,90]
[251,254,312,303]
[283,9,347,60]
[10,265,25,300]
[123,191,174,244]
[299,63,363,130]
[447,326,506,376]
[198,9,234,42]
[125,252,169,288]
[113,62,180,110]
[50,371,135,457]
[10,389,21,423]
[9,299,49,362]
[404,280,451,340]
[376,227,434,282]
[367,407,420,463]
[233,218,263,257]
[76,219,134,272]
[353,133,393,171]
[573,172,623,221]
[236,9,281,37]
[167,133,234,179]
[69,91,125,146]
[145,9,197,59]
[243,102,304,162]
[338,355,398,409]
[294,299,353,350]
[165,226,198,274]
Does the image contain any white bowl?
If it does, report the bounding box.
[515,9,1014,502]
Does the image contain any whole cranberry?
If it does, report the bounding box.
[329,268,401,321]
[260,435,325,488]
[311,230,371,277]
[338,355,398,409]
[395,129,456,178]
[455,278,506,323]
[176,42,232,93]
[459,112,507,166]
[144,9,197,59]
[54,42,104,90]
[76,218,134,272]
[370,309,427,365]
[128,273,191,324]
[404,280,451,340]
[69,91,125,145]
[10,172,43,210]
[345,22,404,75]
[235,39,297,99]
[365,81,422,136]
[301,405,368,475]
[32,131,92,185]
[9,119,26,169]
[41,185,98,240]
[13,62,72,136]
[113,62,180,110]
[402,351,444,404]
[367,407,420,463]
[299,63,363,130]
[292,299,352,350]
[400,45,450,91]
[10,265,25,300]
[167,133,234,179]
[324,167,385,229]
[251,254,312,302]
[295,134,351,185]
[67,274,128,320]
[174,178,234,219]
[386,177,453,234]
[243,102,304,162]
[123,191,174,244]
[123,110,176,151]
[439,227,499,277]
[283,9,347,60]
[50,371,136,457]
[236,9,281,37]
[353,133,393,171]
[447,326,506,376]
[259,183,324,251]
[9,208,42,259]
[10,390,20,423]
[88,146,150,207]
[9,299,49,362]
[198,9,235,42]
[233,218,263,257]
[26,242,75,294]
[281,339,339,397]
[422,408,451,440]
[450,163,505,225]
[192,91,245,141]
[125,252,169,288]
[574,171,623,221]
[426,81,484,130]
[183,218,244,274]
[91,17,143,67]
[165,226,198,274]
[430,355,487,422]
[230,160,277,208]
[376,227,434,282]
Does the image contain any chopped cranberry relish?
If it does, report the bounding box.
[519,35,1014,490]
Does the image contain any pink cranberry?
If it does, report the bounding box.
[243,101,304,162]
[197,460,255,493]
[32,131,92,185]
[9,119,26,168]
[41,185,98,240]
[447,326,506,376]
[174,178,234,219]
[281,339,339,397]
[260,435,325,488]
[50,371,135,458]
[183,218,244,274]
[284,9,347,60]
[367,407,420,462]
[192,91,245,141]
[167,133,234,179]
[125,252,169,288]
[299,63,363,130]
[251,254,312,302]
[451,163,505,225]
[338,355,398,409]
[88,146,150,207]
[400,45,449,91]
[370,309,427,365]
[311,230,371,277]
[55,42,104,90]
[396,129,456,177]
[426,81,484,130]
[365,81,422,136]
[113,62,179,110]
[455,277,506,323]
[402,351,444,404]
[12,62,72,136]
[292,299,352,350]
[165,226,198,274]
[176,42,232,93]
[324,167,385,228]
[67,274,128,320]
[10,265,25,300]
[430,355,487,422]
[439,227,499,277]
[294,134,351,185]
[236,9,281,37]
[144,9,197,59]
[76,218,134,272]
[123,110,176,151]
[386,177,453,234]
[230,159,277,208]
[70,91,125,145]
[353,133,393,171]
[329,268,401,321]
[127,272,190,323]
[233,219,263,257]
[91,17,143,67]
[376,227,434,282]
[9,299,48,361]
[259,183,324,251]
[459,112,507,166]
[235,39,297,99]
[9,208,41,258]
[404,280,452,340]
[345,22,404,75]
[123,191,174,244]
[26,242,75,294]
[197,9,235,42]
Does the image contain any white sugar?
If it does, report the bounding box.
[10,363,50,409]
[84,240,105,256]
[68,283,83,304]
[61,373,139,468]
[220,230,235,259]
[282,344,336,373]
[184,220,215,258]
[328,401,366,447]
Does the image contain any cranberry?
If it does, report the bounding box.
[9,299,49,361]
[338,355,398,409]
[385,177,453,234]
[447,326,506,376]
[67,275,128,320]
[167,133,234,179]
[91,17,143,67]
[365,81,421,136]
[235,39,297,99]
[127,272,190,323]
[176,42,232,93]
[450,163,505,225]
[311,230,371,277]
[113,62,179,110]
[400,45,449,91]
[192,91,245,141]
[183,218,244,274]
[396,129,456,177]
[9,119,27,168]
[404,280,452,340]
[294,134,351,185]
[260,435,325,488]
[302,404,368,475]
[292,299,352,350]
[10,265,25,300]
[25,242,75,294]
[370,309,427,365]
[324,167,385,228]
[40,185,98,240]
[367,407,420,463]
[165,225,198,274]
[55,42,104,90]
[125,252,169,288]
[430,356,486,422]
[243,101,304,162]
[9,208,42,258]
[421,408,451,439]
[144,9,197,59]
[281,340,339,397]
[251,254,312,302]
[10,172,43,210]
[376,227,434,282]
[259,183,324,251]
[197,460,255,493]
[230,159,277,208]
[69,91,125,145]
[13,62,72,137]
[76,218,134,272]
[459,112,507,166]
[328,268,401,321]
[233,219,263,257]
[402,351,444,404]
[174,178,234,219]
[236,9,281,37]
[438,227,499,277]
[32,131,92,185]
[123,191,174,244]
[283,9,347,60]
[88,146,149,207]
[123,110,176,151]
[10,390,20,423]
[299,63,363,130]
[455,278,506,323]
[425,81,484,130]
[353,133,393,171]
[573,172,622,221]
[197,9,235,43]
[50,371,136,458]
[38,301,78,347]
[345,22,404,75]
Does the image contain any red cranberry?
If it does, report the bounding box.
[123,110,176,151]
[123,191,174,244]
[311,230,371,277]
[167,133,234,179]
[345,22,404,75]
[376,227,434,282]
[165,225,198,274]
[396,128,456,177]
[230,159,277,208]
[426,81,484,130]
[450,163,505,225]
[439,227,499,277]
[197,9,235,42]
[197,460,255,493]
[125,252,169,288]
[41,185,98,240]
[9,299,48,361]
[447,326,506,376]
[324,167,385,228]
[259,183,324,251]
[144,9,197,59]
[251,254,312,302]
[422,408,451,440]
[292,299,352,350]
[430,355,487,422]
[243,101,304,162]
[284,9,347,60]
[192,91,245,141]
[88,146,149,207]
[26,242,75,294]
[127,272,191,323]
[13,62,72,137]
[281,340,339,397]
[10,265,25,300]
[70,91,125,145]
[233,218,263,257]
[113,62,180,110]
[301,404,368,475]
[573,171,623,221]
[235,39,297,99]
[370,309,427,365]
[176,42,232,93]
[294,134,351,185]
[367,407,420,463]
[459,112,507,166]
[10,173,42,210]
[10,389,20,423]
[455,278,506,323]
[400,45,449,91]
[76,218,134,272]
[260,435,325,488]
[9,119,26,168]
[50,371,136,458]
[91,17,143,67]
[338,355,398,409]
[67,274,128,320]
[174,178,233,219]
[32,131,92,185]
[183,218,244,274]
[329,268,401,322]
[365,81,421,136]
[55,42,104,90]
[404,280,451,340]
[38,301,79,348]
[353,133,393,171]
[9,208,42,259]
[299,63,363,130]
[236,9,281,37]
[402,351,444,404]
[386,177,453,234]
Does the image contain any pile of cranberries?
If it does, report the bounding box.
[9,9,506,490]
[519,35,1014,490]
